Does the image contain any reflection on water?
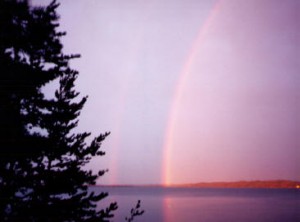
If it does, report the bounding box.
[91,186,300,222]
[163,197,171,222]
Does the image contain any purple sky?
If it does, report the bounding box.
[37,0,299,185]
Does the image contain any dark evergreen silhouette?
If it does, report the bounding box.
[0,0,64,219]
[125,200,144,222]
[0,0,143,221]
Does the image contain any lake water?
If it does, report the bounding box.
[91,186,300,222]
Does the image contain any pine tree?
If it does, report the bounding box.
[25,67,118,222]
[0,0,64,219]
[0,0,121,221]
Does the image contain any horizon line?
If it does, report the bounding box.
[93,179,300,187]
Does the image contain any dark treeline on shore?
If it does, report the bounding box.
[95,180,300,189]
[170,180,300,189]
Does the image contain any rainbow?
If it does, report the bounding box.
[162,0,222,186]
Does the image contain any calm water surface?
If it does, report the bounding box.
[91,186,300,222]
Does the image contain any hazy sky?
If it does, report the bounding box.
[38,0,299,185]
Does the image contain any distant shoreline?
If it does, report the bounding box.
[94,180,300,189]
